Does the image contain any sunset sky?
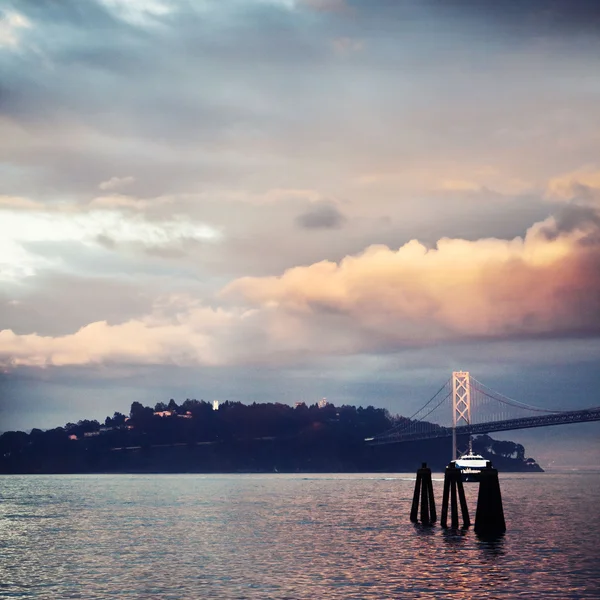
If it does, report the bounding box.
[1,0,599,464]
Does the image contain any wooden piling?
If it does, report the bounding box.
[410,470,422,522]
[441,462,470,528]
[474,462,506,534]
[457,476,471,527]
[450,477,459,528]
[426,472,437,523]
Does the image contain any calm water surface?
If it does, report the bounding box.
[1,472,599,599]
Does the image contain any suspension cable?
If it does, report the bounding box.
[379,390,452,440]
[376,379,451,437]
[406,380,450,421]
[415,390,452,424]
[472,380,567,414]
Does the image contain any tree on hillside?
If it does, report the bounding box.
[112,412,127,426]
[130,402,145,418]
[129,402,153,424]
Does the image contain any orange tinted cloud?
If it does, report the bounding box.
[546,168,600,203]
[0,307,234,368]
[225,217,600,341]
[1,215,599,368]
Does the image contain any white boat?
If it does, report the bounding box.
[451,442,489,482]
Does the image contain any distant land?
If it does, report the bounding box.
[0,399,543,474]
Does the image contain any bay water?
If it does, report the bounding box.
[1,472,599,599]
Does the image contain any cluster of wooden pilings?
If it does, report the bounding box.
[409,461,506,534]
[410,463,437,525]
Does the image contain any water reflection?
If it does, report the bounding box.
[412,522,436,536]
[476,532,506,558]
[441,526,469,547]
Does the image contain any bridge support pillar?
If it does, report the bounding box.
[410,462,437,525]
[452,371,471,460]
[474,462,506,535]
[441,462,471,528]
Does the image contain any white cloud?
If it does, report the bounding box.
[0,207,221,281]
[0,10,31,50]
[99,0,172,26]
[98,176,136,191]
[0,306,230,367]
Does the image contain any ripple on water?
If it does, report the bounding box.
[0,473,599,599]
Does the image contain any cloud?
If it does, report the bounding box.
[0,9,31,49]
[222,189,324,206]
[298,0,348,12]
[0,309,224,367]
[353,163,535,196]
[0,204,221,281]
[99,0,172,26]
[2,212,599,369]
[542,169,600,239]
[99,176,136,191]
[433,0,600,36]
[89,193,173,211]
[295,201,346,229]
[0,195,44,210]
[540,204,600,241]
[226,217,600,343]
[546,168,600,204]
[2,0,598,208]
[331,37,364,56]
[1,0,600,392]
[0,274,156,337]
[438,180,482,192]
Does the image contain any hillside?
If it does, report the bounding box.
[0,399,543,474]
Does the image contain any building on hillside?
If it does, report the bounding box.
[154,410,173,417]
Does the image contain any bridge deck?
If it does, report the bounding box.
[367,407,600,445]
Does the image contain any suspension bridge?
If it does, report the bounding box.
[366,371,600,459]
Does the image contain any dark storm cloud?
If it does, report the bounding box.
[346,0,600,36]
[295,201,346,229]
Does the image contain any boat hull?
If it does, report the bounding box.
[459,469,483,482]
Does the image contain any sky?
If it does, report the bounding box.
[1,0,599,465]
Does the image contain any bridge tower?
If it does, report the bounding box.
[452,371,471,460]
